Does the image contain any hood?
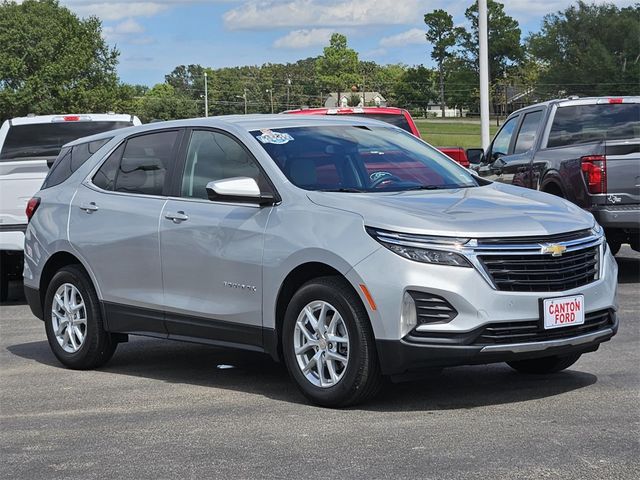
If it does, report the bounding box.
[307,183,595,238]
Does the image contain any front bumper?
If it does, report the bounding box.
[376,309,617,375]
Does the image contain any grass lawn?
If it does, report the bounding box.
[414,120,499,149]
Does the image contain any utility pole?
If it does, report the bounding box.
[244,88,248,114]
[478,0,491,150]
[266,89,274,113]
[286,77,291,109]
[204,72,208,117]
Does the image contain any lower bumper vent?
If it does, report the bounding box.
[408,291,457,324]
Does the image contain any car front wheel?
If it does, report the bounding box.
[44,265,117,369]
[282,277,382,407]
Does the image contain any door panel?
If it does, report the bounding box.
[160,199,270,334]
[69,184,167,316]
[160,128,276,344]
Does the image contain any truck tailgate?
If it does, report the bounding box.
[0,160,48,225]
[606,139,640,204]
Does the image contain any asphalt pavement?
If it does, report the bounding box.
[1,247,638,480]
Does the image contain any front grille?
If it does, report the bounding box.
[479,246,599,292]
[408,291,457,324]
[475,309,614,345]
[477,229,591,246]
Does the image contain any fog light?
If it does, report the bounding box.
[401,291,417,336]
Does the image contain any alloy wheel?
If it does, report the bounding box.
[293,300,350,388]
[51,283,87,353]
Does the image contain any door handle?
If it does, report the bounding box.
[80,202,99,213]
[164,211,189,223]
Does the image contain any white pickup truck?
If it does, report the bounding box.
[0,113,141,300]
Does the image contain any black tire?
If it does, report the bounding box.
[507,353,582,374]
[607,238,621,256]
[44,265,117,369]
[282,276,382,407]
[0,270,8,303]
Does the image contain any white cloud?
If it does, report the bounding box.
[103,18,148,43]
[273,28,334,49]
[379,28,424,48]
[112,18,145,34]
[223,0,424,30]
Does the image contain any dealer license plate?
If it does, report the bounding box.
[543,295,585,330]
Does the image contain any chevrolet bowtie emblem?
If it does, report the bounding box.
[542,244,567,257]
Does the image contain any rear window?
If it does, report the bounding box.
[341,113,413,133]
[547,103,640,148]
[0,121,132,161]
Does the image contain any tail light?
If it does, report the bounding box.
[25,197,40,222]
[581,155,607,194]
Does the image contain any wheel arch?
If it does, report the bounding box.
[540,171,567,198]
[38,251,95,316]
[270,261,370,362]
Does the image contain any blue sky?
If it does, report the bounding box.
[56,0,635,86]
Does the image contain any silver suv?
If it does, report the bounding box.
[24,116,618,407]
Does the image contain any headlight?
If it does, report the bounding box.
[591,223,604,237]
[367,227,472,267]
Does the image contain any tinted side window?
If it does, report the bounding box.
[115,131,179,196]
[93,144,124,191]
[491,116,518,158]
[71,138,111,171]
[42,138,112,189]
[514,111,543,154]
[181,130,265,199]
[548,104,640,148]
[42,147,72,189]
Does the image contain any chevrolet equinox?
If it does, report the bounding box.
[24,115,618,407]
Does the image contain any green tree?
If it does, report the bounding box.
[528,1,640,97]
[458,0,523,87]
[316,33,360,104]
[0,0,120,120]
[138,83,198,122]
[424,9,463,118]
[395,66,437,117]
[443,57,478,116]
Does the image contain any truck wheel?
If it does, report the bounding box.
[282,276,382,407]
[44,265,117,369]
[607,238,621,256]
[0,269,8,302]
[506,353,581,374]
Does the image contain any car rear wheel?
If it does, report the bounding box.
[282,276,382,407]
[506,353,581,374]
[44,265,117,369]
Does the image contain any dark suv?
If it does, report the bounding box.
[473,97,639,254]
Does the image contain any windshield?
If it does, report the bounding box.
[0,121,132,161]
[251,125,478,192]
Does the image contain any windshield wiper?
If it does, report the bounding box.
[318,187,366,193]
[403,184,476,191]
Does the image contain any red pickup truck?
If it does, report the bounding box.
[283,107,470,167]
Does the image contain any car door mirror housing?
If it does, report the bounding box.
[206,177,275,206]
[466,148,484,165]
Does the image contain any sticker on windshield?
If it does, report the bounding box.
[256,129,294,145]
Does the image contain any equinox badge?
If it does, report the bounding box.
[542,244,567,257]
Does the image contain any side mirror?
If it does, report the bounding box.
[206,177,276,206]
[466,148,484,165]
